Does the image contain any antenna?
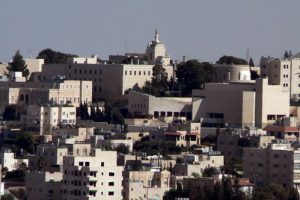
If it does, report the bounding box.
[246,48,250,62]
[124,40,127,54]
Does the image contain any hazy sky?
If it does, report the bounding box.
[1,0,300,64]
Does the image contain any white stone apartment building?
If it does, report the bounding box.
[26,105,76,135]
[0,80,92,113]
[260,54,300,102]
[174,153,224,177]
[0,149,28,171]
[26,171,63,200]
[52,127,95,144]
[123,170,173,200]
[192,78,289,128]
[62,149,123,200]
[28,144,68,171]
[243,142,300,192]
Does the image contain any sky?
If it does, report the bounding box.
[1,0,300,65]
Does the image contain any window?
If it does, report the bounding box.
[85,162,90,167]
[108,191,114,196]
[267,115,276,120]
[125,71,127,75]
[130,71,132,75]
[294,153,300,161]
[109,172,115,176]
[134,71,136,75]
[108,182,114,186]
[101,162,104,167]
[273,154,279,158]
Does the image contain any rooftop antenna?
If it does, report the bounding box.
[155,29,160,43]
[246,48,250,62]
[124,40,127,54]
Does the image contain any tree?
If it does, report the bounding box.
[142,64,169,96]
[202,167,220,177]
[249,57,255,67]
[79,103,90,120]
[2,105,20,120]
[6,50,29,78]
[251,70,259,80]
[1,194,14,200]
[115,144,129,154]
[217,55,248,65]
[37,48,78,64]
[14,133,35,154]
[176,60,213,96]
[284,50,290,59]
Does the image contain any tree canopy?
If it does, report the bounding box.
[142,64,170,96]
[6,50,29,78]
[217,55,248,65]
[37,48,78,64]
[249,57,255,67]
[176,60,213,96]
[284,50,293,59]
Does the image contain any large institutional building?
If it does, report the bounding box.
[29,30,174,101]
[192,78,289,128]
[0,79,92,113]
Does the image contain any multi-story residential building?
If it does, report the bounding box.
[192,78,289,128]
[26,105,76,135]
[0,79,92,113]
[217,133,275,163]
[260,54,300,102]
[123,170,173,200]
[62,149,123,200]
[149,129,201,147]
[25,171,63,200]
[174,152,224,177]
[264,117,299,142]
[0,149,28,171]
[52,127,95,144]
[127,91,192,121]
[29,31,174,100]
[243,142,300,192]
[28,143,68,171]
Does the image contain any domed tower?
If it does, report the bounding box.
[146,29,171,65]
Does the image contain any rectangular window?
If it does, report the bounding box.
[267,115,276,120]
[109,172,115,176]
[101,162,104,167]
[108,191,114,196]
[108,182,114,186]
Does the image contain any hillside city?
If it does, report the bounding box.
[0,30,299,200]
